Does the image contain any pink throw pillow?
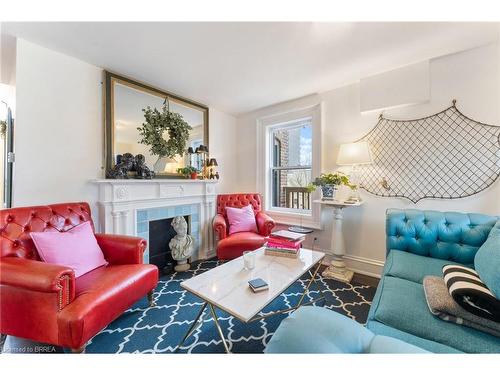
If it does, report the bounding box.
[30,221,108,277]
[226,204,258,235]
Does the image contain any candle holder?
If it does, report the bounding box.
[193,145,209,179]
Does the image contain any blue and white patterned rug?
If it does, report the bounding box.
[84,260,376,353]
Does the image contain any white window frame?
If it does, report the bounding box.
[256,104,322,229]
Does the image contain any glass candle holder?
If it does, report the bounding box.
[243,251,255,270]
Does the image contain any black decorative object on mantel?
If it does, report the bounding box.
[134,154,155,179]
[106,153,155,179]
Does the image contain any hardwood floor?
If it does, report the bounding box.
[318,264,380,287]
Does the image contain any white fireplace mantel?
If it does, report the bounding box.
[92,179,218,260]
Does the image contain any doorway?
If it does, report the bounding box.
[1,101,13,208]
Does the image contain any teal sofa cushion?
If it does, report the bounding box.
[367,321,462,353]
[265,306,427,353]
[385,249,464,284]
[475,220,500,299]
[367,335,428,353]
[386,209,497,264]
[370,275,500,353]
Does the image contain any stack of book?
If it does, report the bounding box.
[264,230,306,258]
[248,278,269,293]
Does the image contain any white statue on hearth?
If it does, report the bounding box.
[169,216,195,272]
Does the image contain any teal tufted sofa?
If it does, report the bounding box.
[265,306,427,353]
[366,209,500,353]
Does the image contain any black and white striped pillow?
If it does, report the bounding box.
[442,265,500,323]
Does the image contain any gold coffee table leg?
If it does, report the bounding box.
[248,260,326,322]
[175,302,207,352]
[208,303,231,353]
[296,261,323,307]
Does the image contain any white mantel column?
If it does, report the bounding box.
[111,211,122,234]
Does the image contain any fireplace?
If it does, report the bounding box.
[92,179,217,261]
[148,215,190,274]
[135,203,201,267]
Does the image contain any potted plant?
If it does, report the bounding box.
[177,166,199,179]
[307,172,354,200]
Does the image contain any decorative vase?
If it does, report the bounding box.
[321,184,338,200]
[153,156,169,173]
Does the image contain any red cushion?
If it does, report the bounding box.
[1,202,93,259]
[58,264,158,348]
[216,193,262,219]
[216,231,267,260]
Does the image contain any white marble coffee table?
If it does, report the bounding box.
[176,247,325,353]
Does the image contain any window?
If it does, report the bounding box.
[257,104,321,228]
[269,118,313,212]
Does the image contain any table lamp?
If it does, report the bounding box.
[336,141,373,202]
[207,158,218,179]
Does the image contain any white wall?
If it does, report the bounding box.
[208,108,238,194]
[1,33,16,86]
[360,60,430,112]
[236,43,500,277]
[14,39,103,215]
[13,39,238,225]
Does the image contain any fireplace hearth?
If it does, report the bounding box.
[148,215,190,274]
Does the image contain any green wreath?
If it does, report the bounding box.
[137,100,192,158]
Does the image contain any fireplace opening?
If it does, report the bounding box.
[148,215,191,274]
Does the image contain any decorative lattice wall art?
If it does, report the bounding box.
[357,100,500,203]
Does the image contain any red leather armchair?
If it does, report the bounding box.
[214,193,275,260]
[0,202,158,352]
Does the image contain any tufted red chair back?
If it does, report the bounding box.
[0,202,94,260]
[217,193,262,221]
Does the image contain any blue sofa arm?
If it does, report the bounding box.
[385,209,498,264]
[265,306,427,353]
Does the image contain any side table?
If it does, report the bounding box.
[313,200,363,283]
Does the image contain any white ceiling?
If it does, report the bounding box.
[2,22,499,115]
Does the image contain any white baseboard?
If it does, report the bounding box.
[343,256,384,279]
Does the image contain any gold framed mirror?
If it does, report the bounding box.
[104,71,209,178]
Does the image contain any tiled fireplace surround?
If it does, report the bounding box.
[136,204,200,263]
[92,179,218,262]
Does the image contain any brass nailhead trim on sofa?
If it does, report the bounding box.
[56,275,70,311]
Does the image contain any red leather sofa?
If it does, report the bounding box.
[213,193,275,260]
[0,202,158,352]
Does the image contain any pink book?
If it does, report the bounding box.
[266,244,301,252]
[266,237,303,249]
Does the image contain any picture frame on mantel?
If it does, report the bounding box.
[103,71,209,179]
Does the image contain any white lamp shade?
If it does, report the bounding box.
[164,158,179,173]
[336,141,373,165]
